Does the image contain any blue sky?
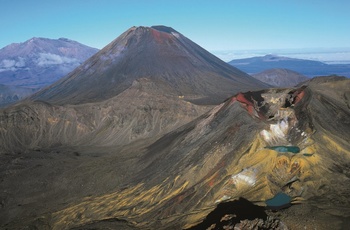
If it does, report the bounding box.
[1,0,350,54]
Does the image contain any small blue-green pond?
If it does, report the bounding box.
[266,192,292,209]
[265,146,300,153]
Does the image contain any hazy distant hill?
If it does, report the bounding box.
[229,54,350,77]
[0,84,37,107]
[252,68,309,87]
[0,37,99,88]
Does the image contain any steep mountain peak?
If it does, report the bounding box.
[28,37,39,42]
[27,37,45,42]
[32,25,268,105]
[106,25,181,49]
[124,25,178,33]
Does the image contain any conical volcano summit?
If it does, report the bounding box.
[32,26,268,105]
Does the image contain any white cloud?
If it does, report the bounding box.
[15,57,26,67]
[0,57,26,72]
[1,59,16,68]
[36,53,79,66]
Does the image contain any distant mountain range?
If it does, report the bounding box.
[252,68,309,87]
[229,54,350,77]
[0,37,99,89]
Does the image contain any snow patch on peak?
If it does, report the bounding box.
[171,32,180,38]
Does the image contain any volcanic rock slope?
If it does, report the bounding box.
[51,77,349,230]
[0,37,99,89]
[2,73,349,229]
[64,77,350,230]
